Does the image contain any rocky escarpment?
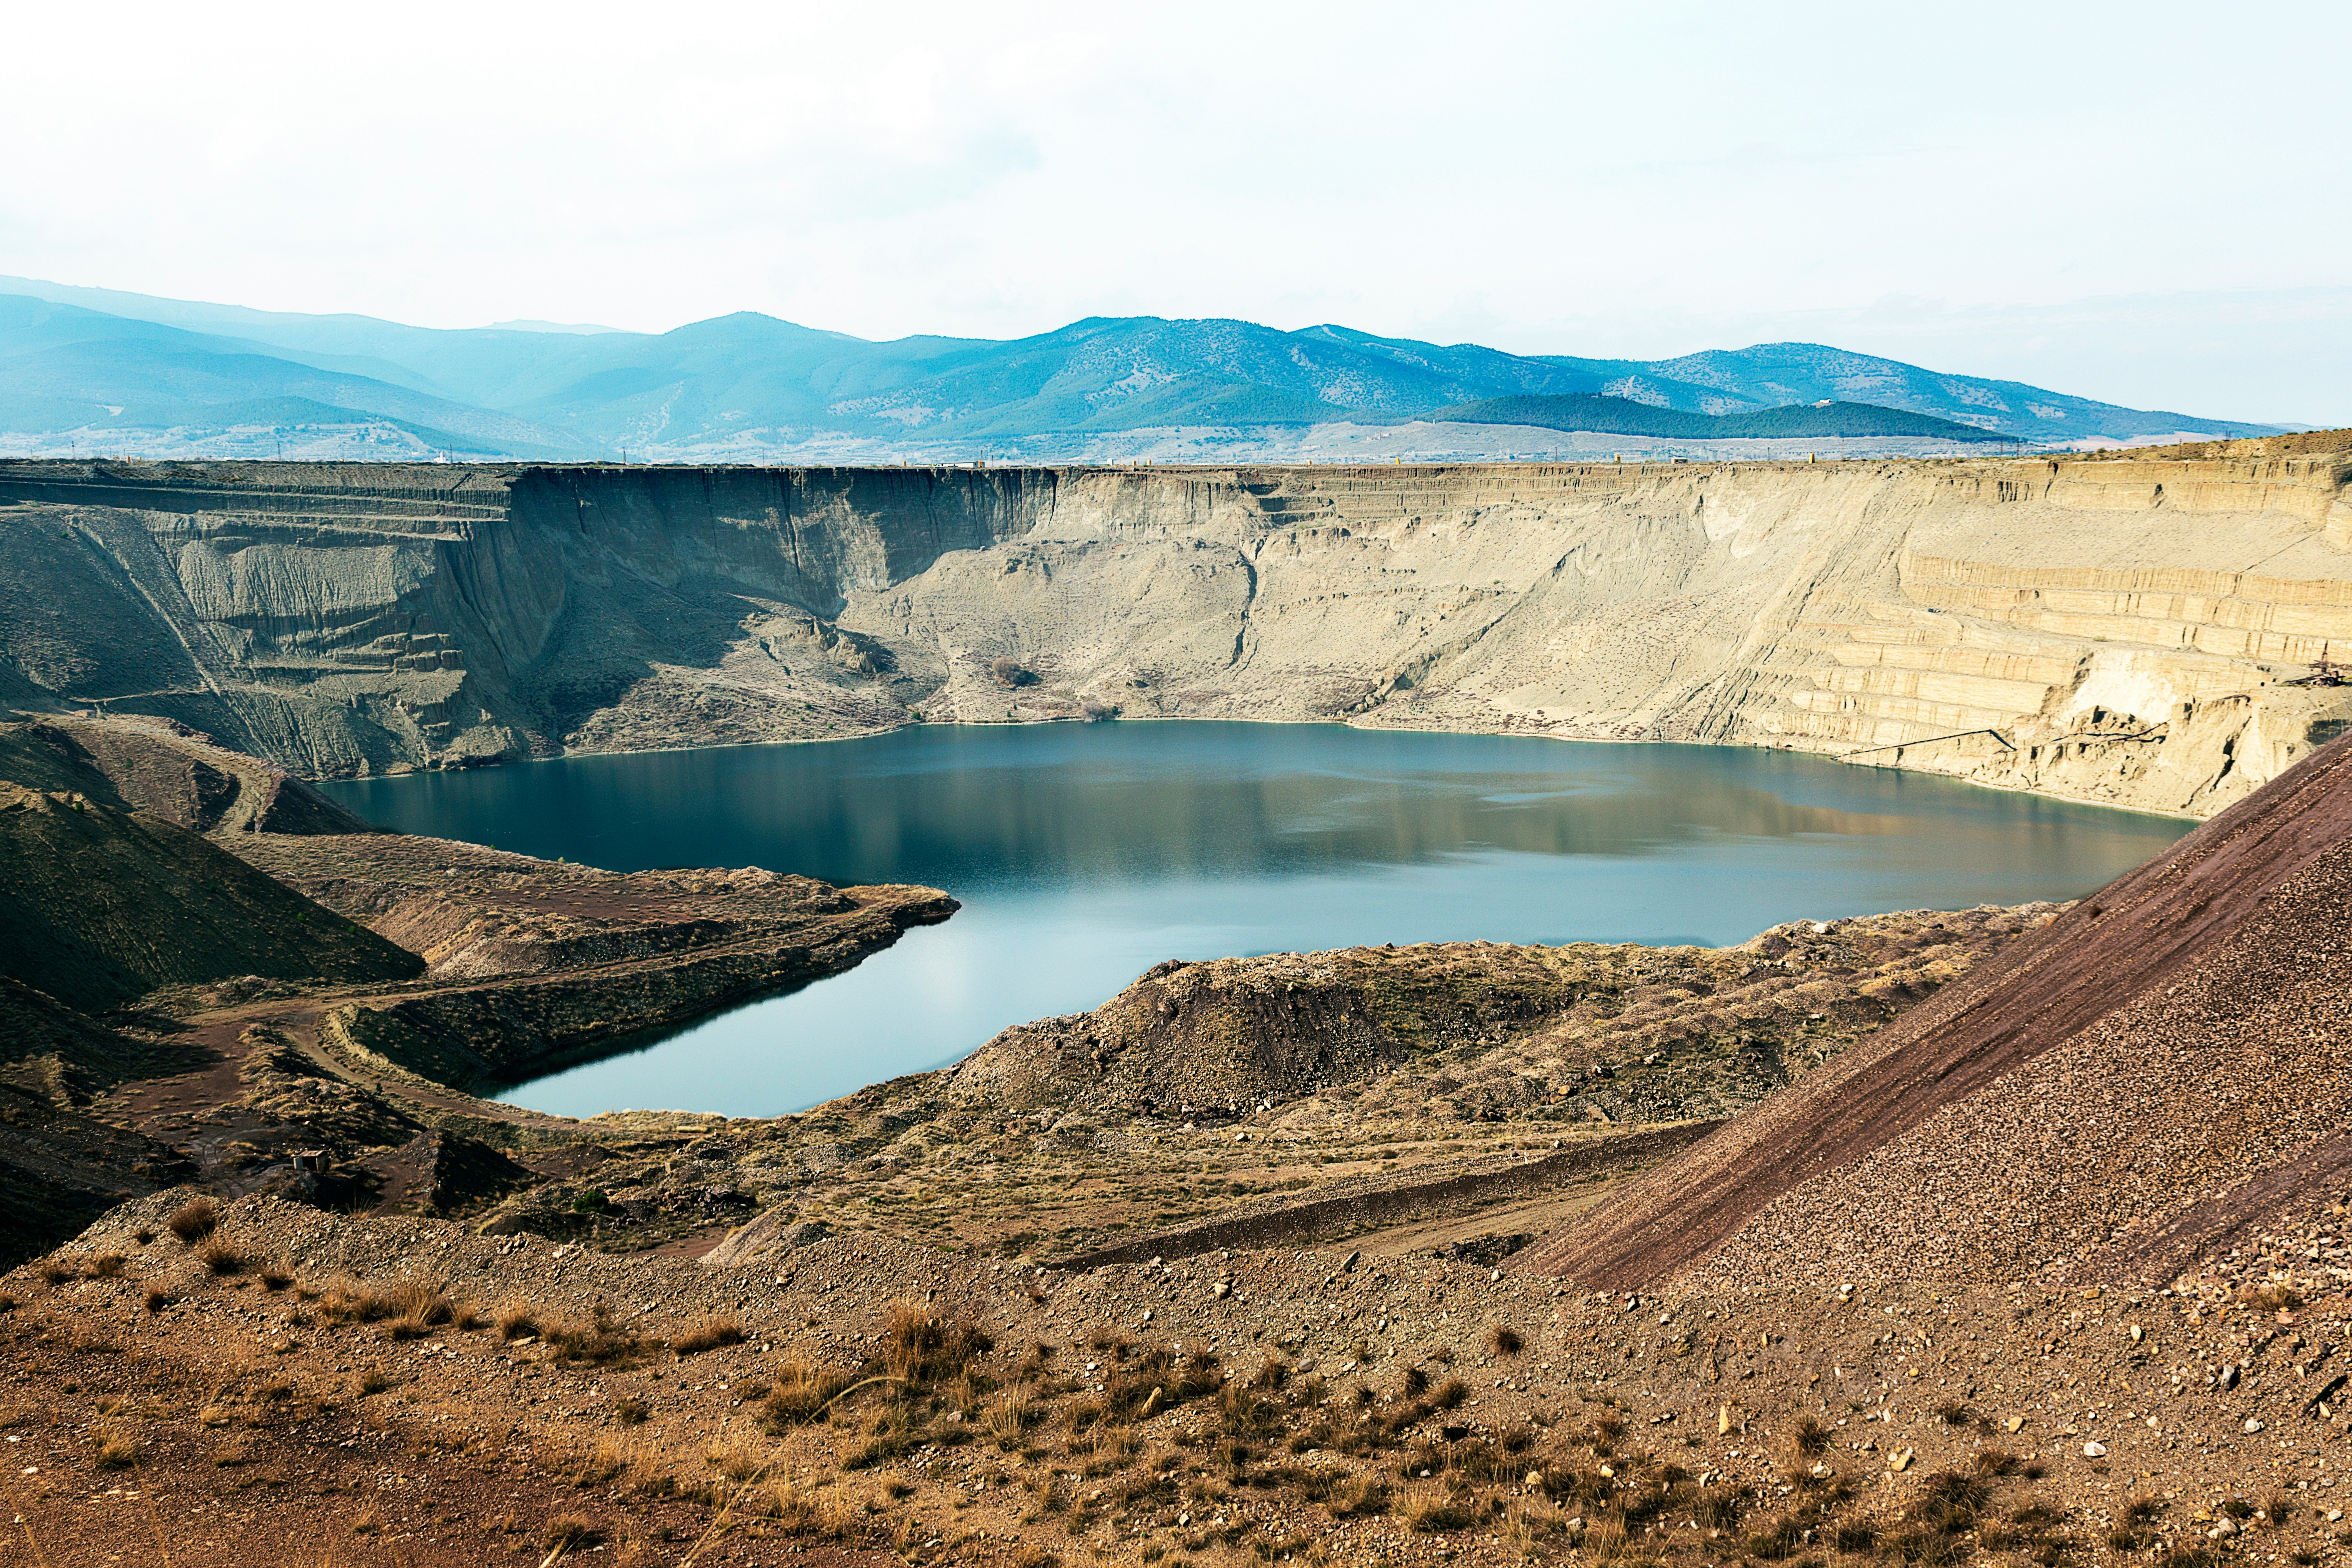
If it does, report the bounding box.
[3,443,2350,815]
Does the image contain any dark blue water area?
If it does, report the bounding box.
[319,722,2190,1118]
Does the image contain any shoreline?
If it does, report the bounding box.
[318,710,2206,824]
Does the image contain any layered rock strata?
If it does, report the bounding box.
[3,445,2349,815]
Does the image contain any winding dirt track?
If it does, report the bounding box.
[1523,732,2352,1288]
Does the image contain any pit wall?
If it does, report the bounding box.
[2,453,2348,817]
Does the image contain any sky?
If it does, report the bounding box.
[4,1,2348,423]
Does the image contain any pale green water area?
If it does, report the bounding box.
[319,723,2191,1118]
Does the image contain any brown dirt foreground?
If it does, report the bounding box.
[5,1191,2349,1568]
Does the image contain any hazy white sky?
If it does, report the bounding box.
[5,1,2348,421]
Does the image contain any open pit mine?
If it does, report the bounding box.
[4,433,2350,817]
[4,434,2351,1566]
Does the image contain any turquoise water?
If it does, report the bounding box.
[320,723,2190,1118]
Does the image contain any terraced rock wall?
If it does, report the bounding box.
[3,449,2348,815]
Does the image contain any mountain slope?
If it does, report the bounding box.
[1523,729,2352,1291]
[0,782,422,1012]
[1626,341,2277,442]
[1433,394,2009,441]
[0,279,2285,454]
[0,296,595,456]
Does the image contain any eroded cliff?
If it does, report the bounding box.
[4,442,2348,815]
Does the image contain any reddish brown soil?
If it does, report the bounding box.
[1526,734,2352,1290]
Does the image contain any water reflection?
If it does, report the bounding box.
[322,722,2190,1117]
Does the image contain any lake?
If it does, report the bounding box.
[321,722,2191,1118]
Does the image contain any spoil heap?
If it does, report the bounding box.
[1527,731,2352,1293]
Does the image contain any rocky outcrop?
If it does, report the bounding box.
[4,443,2349,815]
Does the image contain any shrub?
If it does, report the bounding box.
[612,1396,649,1426]
[991,656,1035,688]
[167,1199,218,1243]
[1488,1324,1523,1357]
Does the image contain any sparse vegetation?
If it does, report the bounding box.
[670,1314,746,1356]
[167,1198,218,1243]
[197,1240,249,1276]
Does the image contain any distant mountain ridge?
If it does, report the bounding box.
[1431,394,2007,443]
[0,275,2287,459]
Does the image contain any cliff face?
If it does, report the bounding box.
[3,448,2348,815]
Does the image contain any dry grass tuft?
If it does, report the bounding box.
[198,1241,249,1277]
[91,1425,140,1470]
[544,1305,643,1365]
[541,1513,602,1552]
[704,1441,763,1482]
[572,1436,632,1489]
[882,1298,993,1385]
[497,1303,543,1341]
[987,1386,1033,1449]
[142,1286,175,1315]
[671,1314,747,1356]
[86,1253,126,1279]
[1329,1472,1391,1519]
[1405,1493,1478,1533]
[167,1198,218,1243]
[759,1359,853,1429]
[1488,1324,1523,1357]
[318,1278,457,1338]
